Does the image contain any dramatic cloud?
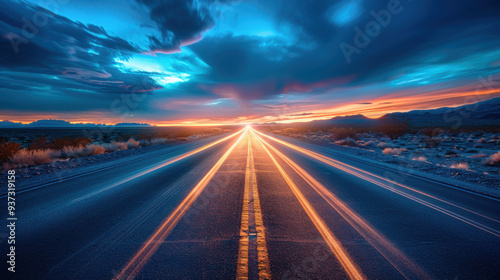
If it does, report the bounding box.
[0,0,500,125]
[0,0,160,94]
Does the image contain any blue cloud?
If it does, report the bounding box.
[326,0,362,26]
[1,0,500,123]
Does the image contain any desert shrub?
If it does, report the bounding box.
[382,148,407,155]
[317,135,331,142]
[0,142,21,162]
[87,144,105,155]
[449,162,469,169]
[412,156,427,161]
[360,141,376,148]
[62,144,107,158]
[102,141,128,152]
[483,151,500,166]
[63,146,89,158]
[126,138,140,149]
[331,127,358,140]
[11,148,59,166]
[334,138,359,147]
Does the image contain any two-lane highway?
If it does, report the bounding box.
[1,126,499,279]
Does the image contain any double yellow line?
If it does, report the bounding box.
[236,133,271,280]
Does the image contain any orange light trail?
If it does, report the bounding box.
[254,129,430,279]
[114,128,248,280]
[70,129,246,205]
[251,129,366,280]
[254,129,500,237]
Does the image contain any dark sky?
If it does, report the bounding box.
[1,0,500,125]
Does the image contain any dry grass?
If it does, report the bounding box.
[449,162,469,169]
[11,148,59,166]
[334,138,359,147]
[483,151,500,165]
[126,138,140,149]
[102,141,128,152]
[2,133,176,169]
[412,156,427,161]
[382,148,407,156]
[87,144,106,155]
[63,146,90,158]
[361,141,376,147]
[62,144,107,158]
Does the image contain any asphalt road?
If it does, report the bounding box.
[1,127,499,279]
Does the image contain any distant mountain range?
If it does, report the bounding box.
[2,97,499,129]
[311,114,378,126]
[0,120,151,128]
[310,97,500,128]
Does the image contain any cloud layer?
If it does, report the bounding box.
[1,0,500,125]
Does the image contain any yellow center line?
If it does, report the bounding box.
[251,136,272,280]
[237,133,271,280]
[114,129,248,280]
[251,129,366,280]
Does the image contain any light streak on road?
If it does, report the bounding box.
[70,128,246,205]
[237,133,271,280]
[253,129,500,237]
[114,129,248,280]
[251,129,366,280]
[255,132,431,280]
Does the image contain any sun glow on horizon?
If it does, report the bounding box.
[2,86,499,126]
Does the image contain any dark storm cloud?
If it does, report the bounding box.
[138,0,238,52]
[0,0,159,94]
[192,0,500,100]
